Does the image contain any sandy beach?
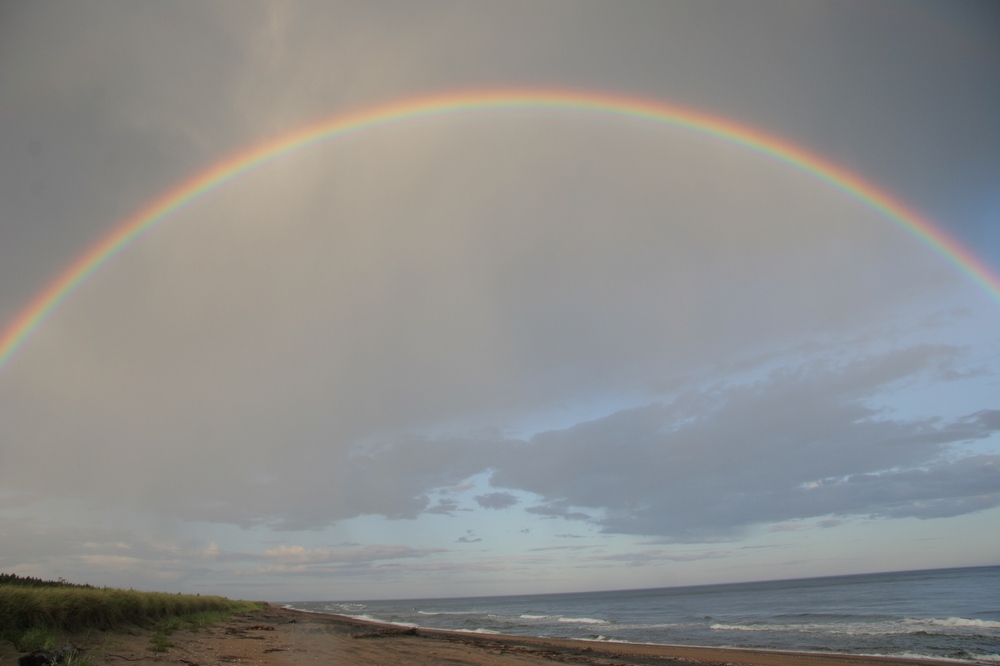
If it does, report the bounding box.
[1,605,971,666]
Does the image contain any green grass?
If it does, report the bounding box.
[4,626,57,651]
[178,608,242,631]
[0,576,265,658]
[61,652,95,666]
[148,631,175,652]
[0,585,263,632]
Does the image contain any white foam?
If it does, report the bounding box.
[858,652,992,664]
[711,617,1000,638]
[712,621,887,635]
[417,610,475,616]
[612,622,679,631]
[907,617,1000,630]
[711,623,763,632]
[344,613,381,623]
[557,616,609,625]
[281,606,332,616]
[385,620,419,628]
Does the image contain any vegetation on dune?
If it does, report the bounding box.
[0,573,265,655]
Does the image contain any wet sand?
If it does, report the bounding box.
[2,605,967,666]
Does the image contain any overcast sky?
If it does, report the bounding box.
[1,1,999,602]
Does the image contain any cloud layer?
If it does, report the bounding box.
[1,1,998,596]
[313,345,1000,539]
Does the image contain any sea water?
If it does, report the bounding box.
[286,566,1000,663]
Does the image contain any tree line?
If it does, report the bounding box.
[0,573,95,589]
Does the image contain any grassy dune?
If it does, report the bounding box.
[0,574,264,654]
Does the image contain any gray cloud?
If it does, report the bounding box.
[802,456,1000,520]
[263,544,445,565]
[2,2,989,541]
[1,1,999,594]
[964,409,1000,430]
[584,549,731,567]
[524,504,594,522]
[5,343,994,545]
[486,346,1000,538]
[474,492,519,510]
[425,498,461,515]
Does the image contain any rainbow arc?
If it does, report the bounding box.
[1,88,998,373]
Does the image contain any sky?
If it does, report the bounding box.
[1,1,999,602]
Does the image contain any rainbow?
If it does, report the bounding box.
[2,88,999,374]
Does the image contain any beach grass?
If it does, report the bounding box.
[0,574,264,653]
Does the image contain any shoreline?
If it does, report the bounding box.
[281,605,986,665]
[304,607,973,666]
[2,604,977,665]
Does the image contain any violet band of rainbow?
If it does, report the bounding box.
[2,88,998,374]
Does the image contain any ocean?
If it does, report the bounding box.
[286,566,1000,663]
